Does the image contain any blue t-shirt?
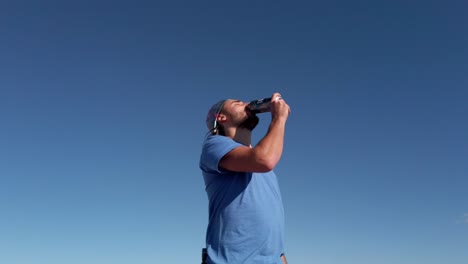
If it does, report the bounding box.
[199,135,285,264]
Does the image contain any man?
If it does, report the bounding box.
[199,92,290,264]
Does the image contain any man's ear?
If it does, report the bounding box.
[216,114,227,124]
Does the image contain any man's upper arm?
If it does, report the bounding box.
[219,145,273,173]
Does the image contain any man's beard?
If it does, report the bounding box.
[238,114,259,131]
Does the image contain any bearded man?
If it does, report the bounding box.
[199,92,291,264]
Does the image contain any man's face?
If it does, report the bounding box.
[223,99,259,131]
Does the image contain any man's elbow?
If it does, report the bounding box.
[252,148,281,172]
[256,157,278,172]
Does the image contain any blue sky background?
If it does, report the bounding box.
[1,1,467,263]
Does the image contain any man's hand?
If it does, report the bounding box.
[270,92,290,121]
[281,254,288,264]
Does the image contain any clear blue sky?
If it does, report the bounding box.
[1,1,467,263]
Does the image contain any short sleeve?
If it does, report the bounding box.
[199,135,243,173]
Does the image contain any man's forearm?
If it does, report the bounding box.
[253,117,287,170]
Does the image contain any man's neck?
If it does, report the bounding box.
[226,128,252,147]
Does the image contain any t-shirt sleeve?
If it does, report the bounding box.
[199,135,243,174]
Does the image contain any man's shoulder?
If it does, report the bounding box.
[204,134,232,143]
[202,135,238,149]
[200,135,243,172]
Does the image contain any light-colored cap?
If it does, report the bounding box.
[205,99,227,134]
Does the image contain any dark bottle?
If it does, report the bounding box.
[247,97,272,113]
